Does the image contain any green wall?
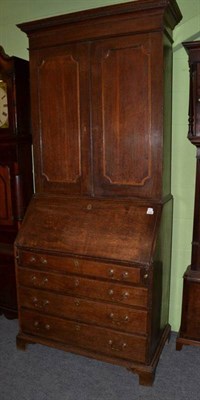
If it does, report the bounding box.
[1,0,200,331]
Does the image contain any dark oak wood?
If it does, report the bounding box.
[0,47,33,318]
[15,0,182,386]
[176,41,200,351]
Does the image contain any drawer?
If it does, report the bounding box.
[20,309,147,363]
[17,250,148,285]
[17,267,148,308]
[18,286,148,334]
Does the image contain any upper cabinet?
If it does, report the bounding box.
[19,0,182,200]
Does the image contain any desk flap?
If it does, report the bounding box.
[16,196,161,265]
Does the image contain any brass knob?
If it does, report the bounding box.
[108,289,114,296]
[32,297,38,304]
[43,277,48,284]
[108,269,114,277]
[198,98,200,102]
[87,204,92,210]
[34,321,39,327]
[124,315,129,322]
[109,312,114,319]
[144,273,148,279]
[31,275,37,282]
[74,299,80,306]
[43,300,49,306]
[45,324,50,330]
[75,279,80,287]
[30,256,36,263]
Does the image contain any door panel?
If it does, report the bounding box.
[91,34,161,198]
[32,43,91,195]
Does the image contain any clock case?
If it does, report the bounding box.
[0,46,33,318]
[176,41,200,350]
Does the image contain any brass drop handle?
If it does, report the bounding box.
[75,324,81,331]
[32,297,49,309]
[40,257,47,264]
[31,275,48,287]
[122,271,129,279]
[34,320,39,329]
[32,297,38,304]
[122,291,129,299]
[108,339,127,351]
[73,259,79,268]
[31,275,37,283]
[109,312,129,325]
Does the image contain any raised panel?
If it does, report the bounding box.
[39,54,81,184]
[33,44,91,195]
[101,45,151,186]
[91,34,161,198]
[0,165,13,225]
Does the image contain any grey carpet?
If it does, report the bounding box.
[0,315,200,400]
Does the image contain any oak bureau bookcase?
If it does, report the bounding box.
[15,0,182,386]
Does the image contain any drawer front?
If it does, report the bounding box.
[17,250,148,285]
[17,267,148,308]
[20,309,147,363]
[18,286,148,334]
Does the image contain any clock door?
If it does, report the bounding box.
[0,164,13,226]
[91,34,162,199]
[31,43,91,195]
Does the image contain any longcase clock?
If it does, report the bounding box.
[176,41,200,350]
[0,46,33,319]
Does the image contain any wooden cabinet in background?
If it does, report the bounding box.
[0,46,33,318]
[176,41,200,350]
[15,0,182,386]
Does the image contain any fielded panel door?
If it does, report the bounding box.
[91,33,163,199]
[30,43,91,196]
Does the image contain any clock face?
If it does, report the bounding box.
[0,82,9,128]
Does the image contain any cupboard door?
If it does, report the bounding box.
[31,43,91,195]
[91,34,162,198]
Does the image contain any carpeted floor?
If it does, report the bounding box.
[0,315,200,400]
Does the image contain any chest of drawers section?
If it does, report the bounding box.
[16,250,151,364]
